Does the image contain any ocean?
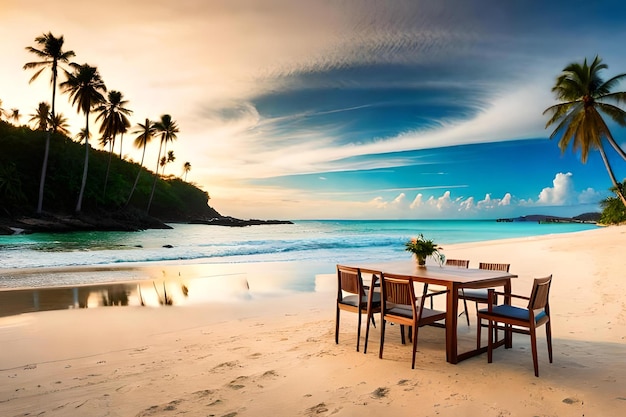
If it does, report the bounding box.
[0,219,597,290]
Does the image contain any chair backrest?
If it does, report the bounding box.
[336,265,364,301]
[446,259,469,268]
[479,262,510,272]
[528,275,552,311]
[380,273,416,306]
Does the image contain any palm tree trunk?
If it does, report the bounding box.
[146,140,163,213]
[119,132,124,159]
[103,135,115,199]
[36,131,51,214]
[606,137,626,161]
[36,68,58,214]
[76,111,90,213]
[126,143,147,206]
[599,145,626,207]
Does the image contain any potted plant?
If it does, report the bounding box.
[405,233,444,267]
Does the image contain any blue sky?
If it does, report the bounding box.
[2,0,626,219]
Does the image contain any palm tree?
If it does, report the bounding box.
[147,114,179,213]
[96,90,132,197]
[24,32,75,214]
[60,63,107,213]
[126,118,156,206]
[0,99,6,120]
[29,102,51,131]
[75,127,92,143]
[161,150,176,176]
[50,112,71,137]
[183,162,191,181]
[9,109,21,125]
[543,55,626,207]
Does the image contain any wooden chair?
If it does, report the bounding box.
[335,265,382,353]
[476,275,553,377]
[379,272,447,369]
[458,262,510,325]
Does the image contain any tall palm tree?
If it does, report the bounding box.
[29,102,51,131]
[543,55,626,207]
[126,118,156,206]
[24,32,75,214]
[183,161,191,181]
[147,114,179,213]
[96,90,132,197]
[60,63,107,213]
[0,99,6,120]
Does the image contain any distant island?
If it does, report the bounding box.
[496,212,601,224]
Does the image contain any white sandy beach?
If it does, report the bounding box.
[1,226,625,416]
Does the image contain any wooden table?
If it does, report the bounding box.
[358,262,517,364]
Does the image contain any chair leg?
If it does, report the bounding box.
[546,321,553,363]
[458,290,470,326]
[379,320,386,359]
[476,316,482,349]
[411,325,419,369]
[335,306,340,345]
[487,319,494,363]
[530,326,539,377]
[400,325,406,345]
[356,309,362,352]
[364,311,373,354]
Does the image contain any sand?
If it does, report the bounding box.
[1,226,625,416]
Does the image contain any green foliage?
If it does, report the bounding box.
[0,120,218,220]
[600,182,626,224]
[404,233,443,264]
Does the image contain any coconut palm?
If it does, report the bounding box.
[50,112,71,137]
[147,114,179,213]
[60,63,107,213]
[9,109,21,125]
[0,99,6,120]
[160,150,176,176]
[96,90,132,197]
[544,56,626,207]
[24,32,75,214]
[183,161,191,181]
[29,102,51,131]
[126,118,156,206]
[75,127,91,143]
[96,90,132,157]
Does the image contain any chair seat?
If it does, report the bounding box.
[459,288,489,301]
[386,304,445,321]
[340,292,381,308]
[478,304,547,323]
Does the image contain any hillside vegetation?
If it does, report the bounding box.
[0,120,220,228]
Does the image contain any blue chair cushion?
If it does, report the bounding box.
[478,305,546,323]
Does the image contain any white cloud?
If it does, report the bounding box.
[537,172,574,205]
[410,193,424,209]
[578,187,604,204]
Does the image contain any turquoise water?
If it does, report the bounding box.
[0,220,596,274]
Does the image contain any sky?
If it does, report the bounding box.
[2,0,626,220]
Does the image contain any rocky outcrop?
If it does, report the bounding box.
[190,217,293,227]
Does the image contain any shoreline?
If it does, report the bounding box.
[1,225,624,415]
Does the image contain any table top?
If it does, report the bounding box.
[354,261,517,285]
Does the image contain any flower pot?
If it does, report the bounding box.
[416,256,426,267]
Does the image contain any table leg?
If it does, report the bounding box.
[446,283,458,363]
